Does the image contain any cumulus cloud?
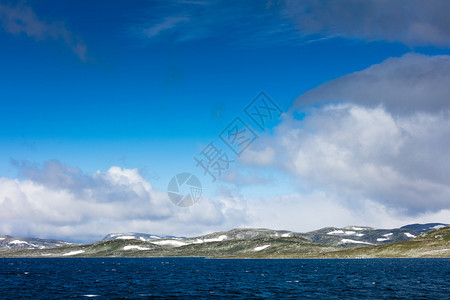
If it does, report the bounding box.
[240,146,275,167]
[0,160,249,242]
[221,170,273,187]
[270,104,450,214]
[291,53,450,115]
[246,192,450,232]
[283,0,450,47]
[0,2,87,61]
[244,53,450,216]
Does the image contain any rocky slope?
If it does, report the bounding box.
[320,225,450,258]
[0,235,75,250]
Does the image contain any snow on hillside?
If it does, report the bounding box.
[63,250,85,256]
[327,230,364,237]
[339,239,374,245]
[123,245,151,251]
[253,245,270,251]
[151,240,187,247]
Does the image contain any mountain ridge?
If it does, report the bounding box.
[0,223,447,258]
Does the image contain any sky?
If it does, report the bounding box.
[0,0,449,242]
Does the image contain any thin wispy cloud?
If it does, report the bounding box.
[0,2,87,61]
[143,16,189,38]
[129,0,308,47]
[130,0,450,48]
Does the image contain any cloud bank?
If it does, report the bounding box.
[0,160,248,242]
[246,53,450,217]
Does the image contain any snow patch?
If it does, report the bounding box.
[0,237,5,240]
[9,240,29,245]
[327,230,344,235]
[377,238,388,242]
[123,245,151,251]
[254,245,270,251]
[151,240,187,247]
[63,250,85,256]
[432,225,445,230]
[349,227,365,231]
[115,236,136,240]
[339,239,373,245]
[193,235,228,244]
[203,235,228,243]
[404,233,416,238]
[328,230,362,236]
[139,237,146,242]
[383,233,393,237]
[281,233,291,237]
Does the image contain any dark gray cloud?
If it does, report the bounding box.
[283,0,450,47]
[292,53,450,115]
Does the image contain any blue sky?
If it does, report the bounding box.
[0,1,413,184]
[1,0,449,242]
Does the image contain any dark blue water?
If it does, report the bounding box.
[0,258,448,299]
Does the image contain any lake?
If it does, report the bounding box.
[0,258,448,298]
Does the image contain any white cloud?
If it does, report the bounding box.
[245,192,450,233]
[271,104,450,214]
[283,0,450,47]
[0,161,249,242]
[240,146,275,166]
[1,157,447,241]
[245,54,450,217]
[220,170,273,187]
[0,3,87,61]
